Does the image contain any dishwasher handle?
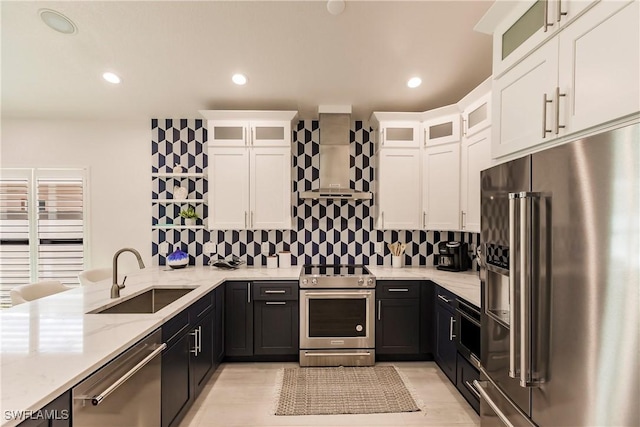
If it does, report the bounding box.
[86,343,166,406]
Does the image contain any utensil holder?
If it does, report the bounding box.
[392,255,403,268]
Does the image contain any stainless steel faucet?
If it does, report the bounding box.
[111,248,146,298]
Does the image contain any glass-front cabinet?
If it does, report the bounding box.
[491,0,598,77]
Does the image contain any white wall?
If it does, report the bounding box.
[1,118,151,272]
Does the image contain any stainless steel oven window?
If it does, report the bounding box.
[308,298,367,337]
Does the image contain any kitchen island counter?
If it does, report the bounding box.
[0,264,478,426]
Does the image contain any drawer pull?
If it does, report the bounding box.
[388,288,409,292]
[265,301,286,305]
[437,294,451,303]
[464,380,481,400]
[264,290,286,294]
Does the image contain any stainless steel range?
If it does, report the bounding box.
[299,264,376,367]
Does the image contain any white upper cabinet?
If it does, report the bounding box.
[370,113,423,150]
[209,146,292,230]
[557,0,640,134]
[462,92,491,138]
[423,114,461,146]
[375,148,422,230]
[423,142,461,231]
[208,147,250,229]
[203,110,297,230]
[250,147,292,229]
[485,0,599,77]
[481,0,637,159]
[460,128,492,233]
[201,111,298,147]
[492,39,558,158]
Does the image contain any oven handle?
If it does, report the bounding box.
[303,352,372,357]
[456,307,481,328]
[303,292,372,297]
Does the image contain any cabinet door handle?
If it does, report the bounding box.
[381,211,385,229]
[462,118,467,136]
[250,211,254,228]
[542,93,553,138]
[266,301,286,305]
[265,290,286,294]
[556,0,567,22]
[197,326,202,354]
[449,316,456,341]
[251,127,255,146]
[543,0,553,32]
[247,283,251,304]
[388,288,409,292]
[377,300,381,321]
[423,212,427,229]
[244,211,247,228]
[382,129,385,146]
[437,294,451,304]
[554,87,566,135]
[190,330,199,355]
[461,211,466,229]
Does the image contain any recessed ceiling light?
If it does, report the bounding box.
[327,0,346,15]
[103,72,121,84]
[39,9,77,35]
[407,77,422,88]
[232,74,248,85]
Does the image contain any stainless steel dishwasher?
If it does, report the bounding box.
[72,329,166,426]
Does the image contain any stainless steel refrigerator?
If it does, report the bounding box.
[476,123,639,426]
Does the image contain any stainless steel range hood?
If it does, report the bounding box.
[300,109,372,201]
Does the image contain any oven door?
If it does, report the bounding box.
[300,289,375,350]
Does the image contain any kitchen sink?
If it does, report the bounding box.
[89,287,196,314]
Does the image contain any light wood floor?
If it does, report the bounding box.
[178,361,480,427]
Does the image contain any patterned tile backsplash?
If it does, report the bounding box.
[151,119,479,267]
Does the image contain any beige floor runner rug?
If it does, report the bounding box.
[275,366,420,416]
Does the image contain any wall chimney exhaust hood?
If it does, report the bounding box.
[300,106,372,201]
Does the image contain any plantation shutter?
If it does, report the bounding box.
[36,172,85,286]
[0,169,87,308]
[0,170,32,308]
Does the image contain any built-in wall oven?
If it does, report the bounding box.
[299,265,376,367]
[455,298,481,369]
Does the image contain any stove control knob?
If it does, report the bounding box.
[302,279,308,286]
[311,278,318,286]
[367,278,374,286]
[358,278,364,286]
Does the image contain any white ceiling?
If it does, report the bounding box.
[1,1,494,121]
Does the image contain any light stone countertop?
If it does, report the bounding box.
[0,264,478,427]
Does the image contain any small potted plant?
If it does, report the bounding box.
[179,206,199,226]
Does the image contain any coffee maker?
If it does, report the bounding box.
[436,241,469,272]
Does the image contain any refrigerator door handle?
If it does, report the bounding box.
[508,193,520,379]
[473,380,515,427]
[519,191,544,387]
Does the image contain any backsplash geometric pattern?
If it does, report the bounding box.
[151,119,479,267]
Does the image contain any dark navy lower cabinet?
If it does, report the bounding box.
[375,281,430,360]
[254,300,298,355]
[162,290,216,427]
[456,353,480,414]
[225,282,254,357]
[226,280,299,359]
[434,286,458,383]
[17,391,71,427]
